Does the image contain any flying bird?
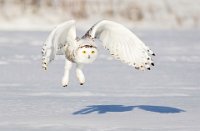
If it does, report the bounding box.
[42,20,155,87]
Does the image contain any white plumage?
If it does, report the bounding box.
[42,20,155,86]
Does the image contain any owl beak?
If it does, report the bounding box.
[88,55,91,59]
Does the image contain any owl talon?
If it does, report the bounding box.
[80,83,84,85]
[63,85,68,87]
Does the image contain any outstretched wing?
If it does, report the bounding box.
[42,20,76,70]
[83,20,155,70]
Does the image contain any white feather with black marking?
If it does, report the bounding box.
[83,20,155,70]
[42,20,76,70]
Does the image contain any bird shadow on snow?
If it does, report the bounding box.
[73,105,185,115]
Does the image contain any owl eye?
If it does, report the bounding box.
[82,50,86,54]
[91,51,95,54]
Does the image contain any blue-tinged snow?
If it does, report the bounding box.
[0,30,200,131]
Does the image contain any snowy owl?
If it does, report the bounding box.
[42,20,155,87]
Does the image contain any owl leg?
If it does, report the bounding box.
[76,64,85,85]
[62,59,72,87]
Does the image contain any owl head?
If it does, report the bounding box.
[75,38,98,64]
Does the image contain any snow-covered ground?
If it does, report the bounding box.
[0,29,200,131]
